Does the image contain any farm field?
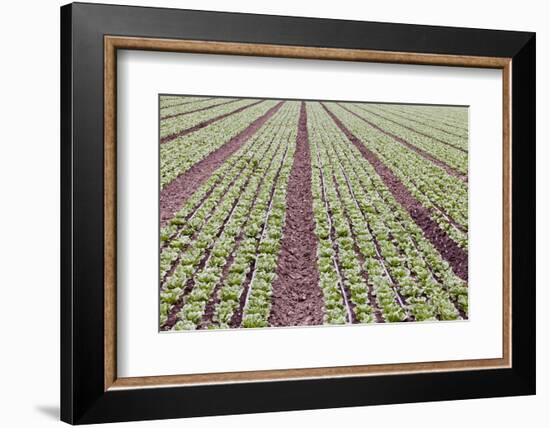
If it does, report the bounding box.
[159,95,469,331]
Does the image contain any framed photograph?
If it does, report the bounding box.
[61,2,536,424]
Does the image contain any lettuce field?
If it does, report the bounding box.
[159,95,469,331]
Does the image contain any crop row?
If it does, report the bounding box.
[209,102,299,329]
[324,102,468,250]
[159,102,292,291]
[159,125,271,287]
[160,97,237,120]
[160,102,300,330]
[392,104,469,134]
[160,96,207,109]
[160,109,287,327]
[374,104,469,149]
[308,102,467,321]
[349,104,468,174]
[159,97,469,330]
[160,98,258,140]
[160,100,278,189]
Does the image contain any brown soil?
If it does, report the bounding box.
[322,104,468,282]
[160,99,265,144]
[338,104,467,182]
[161,98,240,120]
[268,102,325,326]
[160,101,285,228]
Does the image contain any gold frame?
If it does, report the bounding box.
[104,36,512,391]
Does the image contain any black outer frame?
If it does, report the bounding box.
[60,2,535,424]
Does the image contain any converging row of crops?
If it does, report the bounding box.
[158,95,469,331]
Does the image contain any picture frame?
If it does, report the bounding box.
[60,2,536,424]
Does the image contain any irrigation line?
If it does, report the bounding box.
[337,158,411,317]
[312,135,354,324]
[159,137,278,290]
[333,103,468,240]
[240,145,291,323]
[331,123,463,318]
[198,140,286,329]
[161,140,285,329]
[314,107,412,318]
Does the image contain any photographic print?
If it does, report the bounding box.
[159,95,469,331]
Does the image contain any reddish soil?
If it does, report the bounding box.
[268,102,325,327]
[160,99,265,144]
[160,101,285,228]
[322,104,468,282]
[160,97,214,110]
[161,98,240,120]
[338,104,467,182]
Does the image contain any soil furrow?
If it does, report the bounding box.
[322,104,468,282]
[161,98,240,120]
[160,101,285,227]
[338,103,467,181]
[160,99,265,144]
[268,102,325,327]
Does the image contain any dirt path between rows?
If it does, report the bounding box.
[322,104,468,282]
[161,98,240,120]
[268,102,325,326]
[160,101,285,228]
[338,104,467,182]
[160,99,265,144]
